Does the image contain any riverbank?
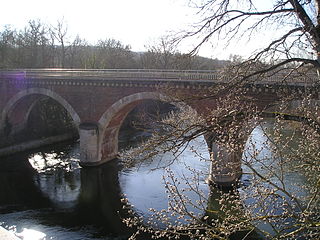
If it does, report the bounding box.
[0,133,77,157]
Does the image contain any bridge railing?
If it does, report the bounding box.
[0,69,225,81]
[0,69,318,84]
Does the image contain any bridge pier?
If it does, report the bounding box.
[207,143,242,188]
[205,134,243,188]
[79,123,100,166]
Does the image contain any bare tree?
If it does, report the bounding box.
[51,18,69,68]
[67,35,88,68]
[141,36,203,69]
[20,20,50,68]
[0,25,16,68]
[177,0,320,82]
[120,1,320,239]
[142,36,177,69]
[96,38,136,69]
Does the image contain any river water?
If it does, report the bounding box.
[0,121,310,239]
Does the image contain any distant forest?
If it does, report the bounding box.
[0,20,230,70]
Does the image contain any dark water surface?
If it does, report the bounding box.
[0,142,122,239]
[0,122,310,239]
[0,132,211,239]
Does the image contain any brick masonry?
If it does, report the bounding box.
[0,70,318,169]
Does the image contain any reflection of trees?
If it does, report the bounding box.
[29,142,79,172]
[33,167,80,209]
[28,143,81,210]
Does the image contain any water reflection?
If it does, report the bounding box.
[16,228,46,240]
[241,121,315,238]
[29,145,81,210]
[120,136,210,217]
[76,160,129,235]
[0,134,212,239]
[0,120,314,239]
[0,142,129,239]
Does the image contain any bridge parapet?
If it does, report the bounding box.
[1,69,224,83]
[0,69,318,85]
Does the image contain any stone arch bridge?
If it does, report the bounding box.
[0,69,318,186]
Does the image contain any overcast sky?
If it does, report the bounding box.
[0,0,270,59]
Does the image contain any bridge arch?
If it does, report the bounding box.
[207,98,320,186]
[98,92,173,132]
[95,92,186,164]
[0,88,81,133]
[206,97,320,187]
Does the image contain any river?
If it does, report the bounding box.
[0,121,312,239]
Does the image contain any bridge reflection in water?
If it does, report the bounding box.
[0,142,129,239]
[0,120,312,239]
[0,132,212,239]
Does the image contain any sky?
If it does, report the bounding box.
[0,0,273,60]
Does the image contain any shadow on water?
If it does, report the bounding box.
[0,153,51,211]
[74,159,131,236]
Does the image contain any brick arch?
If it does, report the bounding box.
[97,92,188,162]
[0,88,81,131]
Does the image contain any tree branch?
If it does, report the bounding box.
[289,0,319,43]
